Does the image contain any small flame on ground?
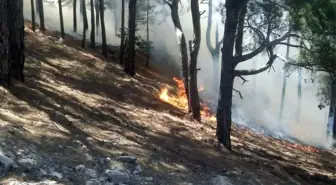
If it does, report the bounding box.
[159,77,216,122]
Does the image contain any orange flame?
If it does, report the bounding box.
[159,77,216,122]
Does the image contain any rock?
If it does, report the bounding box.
[9,180,58,185]
[50,171,63,179]
[85,153,93,161]
[0,152,17,173]
[39,168,47,176]
[104,169,131,184]
[75,164,85,172]
[86,168,98,178]
[145,177,153,181]
[211,175,233,185]
[132,164,142,175]
[117,155,137,164]
[18,158,37,169]
[86,179,101,185]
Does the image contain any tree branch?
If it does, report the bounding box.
[235,32,302,63]
[237,75,248,85]
[234,54,278,76]
[278,42,308,50]
[233,88,243,99]
[235,2,247,57]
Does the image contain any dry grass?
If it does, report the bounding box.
[0,24,335,185]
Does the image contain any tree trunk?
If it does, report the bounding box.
[125,0,137,76]
[296,67,302,121]
[31,0,36,32]
[99,0,107,57]
[95,0,100,35]
[90,0,95,48]
[189,0,201,122]
[58,0,65,38]
[145,0,150,67]
[0,0,10,86]
[206,0,221,92]
[327,81,336,140]
[73,0,77,32]
[279,37,291,120]
[169,0,191,112]
[216,0,241,150]
[8,0,25,83]
[81,0,88,48]
[119,0,125,65]
[37,0,45,31]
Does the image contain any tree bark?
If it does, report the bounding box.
[8,0,25,83]
[95,0,100,35]
[31,0,36,32]
[73,0,77,32]
[169,0,191,112]
[125,0,137,76]
[189,0,201,122]
[0,0,10,86]
[37,0,45,31]
[279,37,291,120]
[119,0,125,65]
[327,81,336,140]
[99,0,107,57]
[145,0,150,67]
[58,0,65,38]
[81,0,88,48]
[216,0,241,150]
[90,0,95,48]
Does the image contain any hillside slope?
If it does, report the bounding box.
[0,25,336,185]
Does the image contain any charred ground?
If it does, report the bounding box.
[0,23,335,185]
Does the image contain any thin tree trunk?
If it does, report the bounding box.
[169,0,191,112]
[95,0,100,35]
[206,0,221,92]
[58,0,65,38]
[327,81,336,140]
[8,0,25,83]
[279,37,290,120]
[145,0,150,67]
[119,0,125,65]
[81,0,88,48]
[216,0,241,150]
[31,0,36,31]
[99,0,107,57]
[73,0,77,32]
[189,0,201,122]
[37,0,45,31]
[90,0,95,48]
[0,0,10,86]
[125,0,137,76]
[296,67,302,121]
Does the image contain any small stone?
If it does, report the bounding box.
[50,171,63,179]
[117,156,137,164]
[134,164,142,173]
[75,164,85,172]
[211,175,233,185]
[86,179,101,185]
[40,168,47,176]
[86,168,98,178]
[104,169,131,183]
[145,177,153,181]
[0,153,16,173]
[85,153,93,161]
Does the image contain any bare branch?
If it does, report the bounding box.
[278,42,309,50]
[200,10,206,16]
[234,54,278,76]
[237,75,248,85]
[235,32,302,63]
[233,88,244,99]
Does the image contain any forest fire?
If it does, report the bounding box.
[159,77,216,122]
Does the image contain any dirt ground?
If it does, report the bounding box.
[0,23,336,185]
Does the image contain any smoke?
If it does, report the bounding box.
[23,0,331,148]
